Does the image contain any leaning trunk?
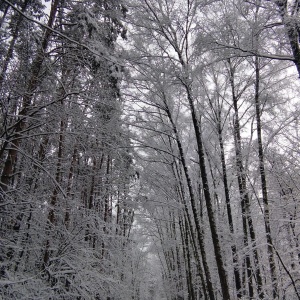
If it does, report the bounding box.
[183,80,231,300]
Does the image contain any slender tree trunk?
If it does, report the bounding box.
[183,81,231,300]
[178,213,195,300]
[254,55,278,298]
[217,114,242,298]
[102,154,111,258]
[85,157,97,244]
[43,104,66,267]
[64,146,78,229]
[164,100,215,300]
[228,59,264,299]
[172,160,208,300]
[204,148,220,211]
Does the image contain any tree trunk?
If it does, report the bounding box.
[254,55,278,298]
[172,160,208,300]
[276,0,300,77]
[164,99,215,300]
[178,214,196,300]
[217,114,242,298]
[228,59,264,299]
[183,81,231,300]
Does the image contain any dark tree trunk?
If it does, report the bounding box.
[228,59,264,299]
[164,99,215,300]
[217,115,242,298]
[254,55,278,298]
[183,82,231,300]
[276,0,300,77]
[172,160,208,300]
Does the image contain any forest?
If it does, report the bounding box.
[1,0,300,299]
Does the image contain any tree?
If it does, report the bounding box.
[2,0,300,299]
[0,1,144,299]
